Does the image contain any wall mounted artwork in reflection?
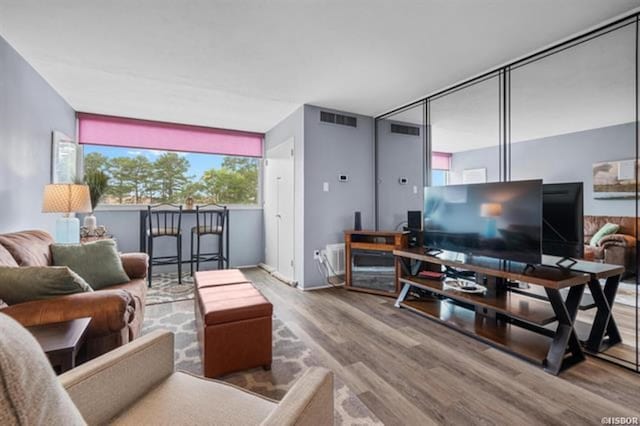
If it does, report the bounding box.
[593,159,638,199]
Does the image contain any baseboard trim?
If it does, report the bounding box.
[272,271,298,287]
[303,282,345,291]
[257,263,275,273]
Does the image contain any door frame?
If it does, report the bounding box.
[264,137,296,283]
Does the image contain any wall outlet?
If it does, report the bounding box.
[313,250,322,261]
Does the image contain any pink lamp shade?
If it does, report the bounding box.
[42,184,92,214]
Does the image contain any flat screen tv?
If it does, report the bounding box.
[424,180,543,264]
[542,182,584,260]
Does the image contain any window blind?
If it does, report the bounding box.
[77,113,263,157]
[432,152,451,170]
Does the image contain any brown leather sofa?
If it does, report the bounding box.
[0,230,148,360]
[584,215,637,274]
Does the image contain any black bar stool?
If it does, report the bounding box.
[146,204,183,287]
[190,204,227,274]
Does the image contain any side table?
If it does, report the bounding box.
[27,317,91,374]
[80,235,115,244]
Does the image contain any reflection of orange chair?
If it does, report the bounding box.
[584,216,637,275]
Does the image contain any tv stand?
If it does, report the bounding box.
[424,248,442,256]
[393,247,590,375]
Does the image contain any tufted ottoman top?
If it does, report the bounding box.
[197,283,272,326]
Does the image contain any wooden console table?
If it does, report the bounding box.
[394,247,591,375]
[344,230,408,297]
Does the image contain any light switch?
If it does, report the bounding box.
[323,182,329,192]
[413,185,418,194]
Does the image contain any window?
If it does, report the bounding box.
[84,145,259,206]
[431,152,451,186]
[431,169,448,186]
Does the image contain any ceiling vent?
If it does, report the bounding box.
[320,111,357,128]
[391,123,420,136]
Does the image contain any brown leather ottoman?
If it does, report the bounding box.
[195,269,251,288]
[194,272,272,378]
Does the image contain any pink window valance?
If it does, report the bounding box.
[432,151,451,170]
[77,113,263,157]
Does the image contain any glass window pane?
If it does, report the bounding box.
[84,145,259,205]
[510,22,637,369]
[430,75,501,186]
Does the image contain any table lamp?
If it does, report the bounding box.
[480,202,502,238]
[42,184,92,244]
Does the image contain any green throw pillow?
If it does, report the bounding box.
[51,240,130,290]
[0,266,92,305]
[589,223,620,247]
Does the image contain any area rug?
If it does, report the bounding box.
[143,300,382,425]
[147,273,194,305]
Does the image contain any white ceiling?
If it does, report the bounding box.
[0,0,638,133]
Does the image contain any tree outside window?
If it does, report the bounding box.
[84,146,259,205]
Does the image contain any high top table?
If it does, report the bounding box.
[394,247,591,375]
[138,209,230,269]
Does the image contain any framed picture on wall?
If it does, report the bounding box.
[51,131,82,183]
[593,158,638,199]
[462,168,487,184]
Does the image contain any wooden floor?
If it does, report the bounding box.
[578,301,638,368]
[244,269,640,426]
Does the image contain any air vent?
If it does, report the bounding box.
[391,123,420,136]
[320,111,357,128]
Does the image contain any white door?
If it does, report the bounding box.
[264,138,295,281]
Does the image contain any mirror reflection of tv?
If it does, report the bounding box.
[424,180,543,264]
[542,182,584,259]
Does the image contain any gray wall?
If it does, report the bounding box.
[450,145,501,184]
[264,106,305,284]
[94,208,263,270]
[450,122,636,216]
[303,105,375,288]
[376,119,425,230]
[0,36,76,234]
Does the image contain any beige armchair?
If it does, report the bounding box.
[0,313,334,426]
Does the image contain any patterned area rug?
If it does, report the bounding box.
[147,273,195,305]
[143,299,382,425]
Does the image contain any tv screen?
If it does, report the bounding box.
[424,180,543,264]
[542,182,584,259]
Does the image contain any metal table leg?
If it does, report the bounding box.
[394,282,412,308]
[585,275,622,352]
[544,285,586,375]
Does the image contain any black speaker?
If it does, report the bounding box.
[354,211,362,231]
[407,211,422,230]
[407,211,422,247]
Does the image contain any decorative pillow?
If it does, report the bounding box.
[589,223,620,247]
[0,266,92,305]
[0,314,86,425]
[0,230,54,266]
[51,240,130,290]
